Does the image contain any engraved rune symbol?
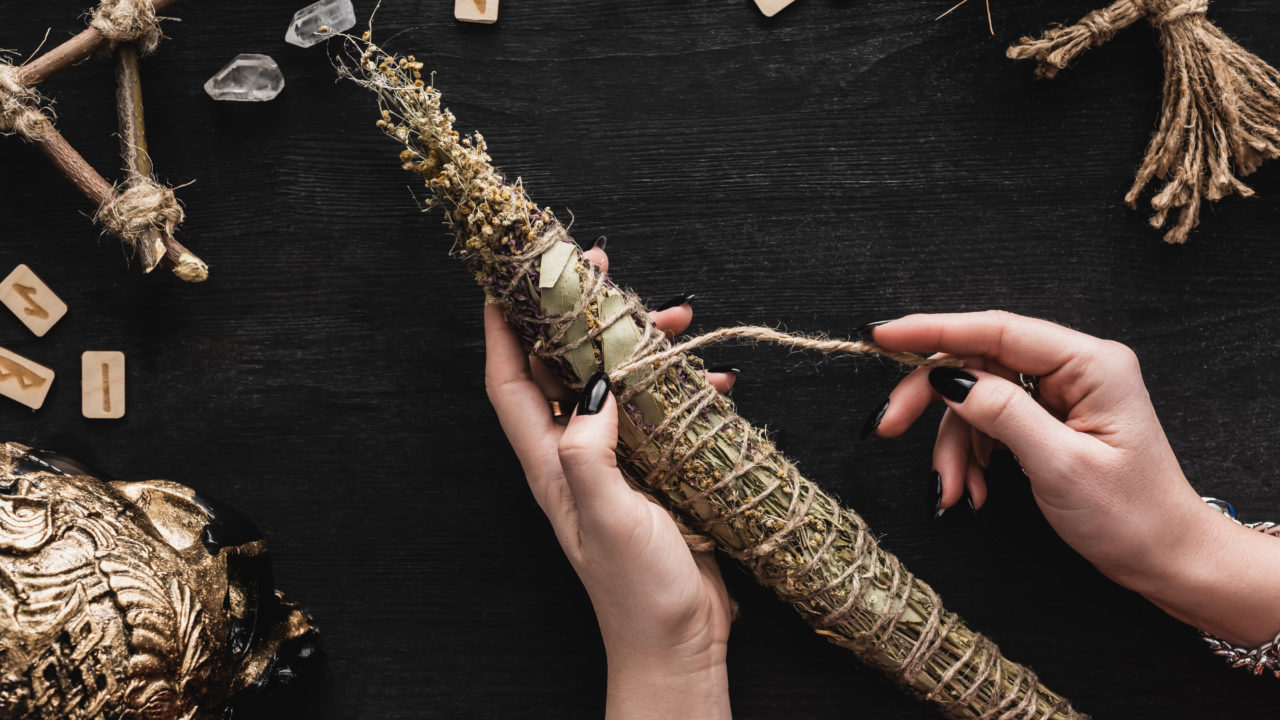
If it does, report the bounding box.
[12,284,48,320]
[0,357,47,390]
[101,364,111,413]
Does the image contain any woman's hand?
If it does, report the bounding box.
[484,246,734,720]
[865,310,1280,647]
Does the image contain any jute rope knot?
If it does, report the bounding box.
[94,178,184,272]
[1079,8,1122,45]
[1010,0,1280,244]
[89,0,164,54]
[1139,0,1209,27]
[0,64,51,140]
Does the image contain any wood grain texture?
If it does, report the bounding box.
[1,1,1278,717]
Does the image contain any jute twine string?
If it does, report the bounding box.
[89,0,166,54]
[0,64,51,140]
[94,177,183,272]
[1009,0,1280,244]
[501,223,1077,719]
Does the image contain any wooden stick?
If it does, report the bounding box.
[113,42,205,281]
[15,0,180,87]
[114,44,152,180]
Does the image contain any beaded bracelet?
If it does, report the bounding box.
[1199,497,1280,677]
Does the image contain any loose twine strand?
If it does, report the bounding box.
[498,223,1075,719]
[1009,0,1280,244]
[94,177,184,272]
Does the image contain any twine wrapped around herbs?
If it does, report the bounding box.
[1009,0,1280,244]
[340,36,1087,720]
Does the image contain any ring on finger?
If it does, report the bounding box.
[1018,372,1041,399]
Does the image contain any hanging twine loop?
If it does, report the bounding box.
[94,177,185,273]
[1009,0,1280,244]
[0,64,52,141]
[89,0,166,54]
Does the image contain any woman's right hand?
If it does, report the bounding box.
[865,311,1280,647]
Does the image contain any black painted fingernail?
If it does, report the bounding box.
[860,397,889,440]
[578,372,611,416]
[965,493,978,516]
[933,472,945,520]
[656,293,696,311]
[592,235,608,250]
[856,319,895,339]
[707,364,740,375]
[929,367,977,403]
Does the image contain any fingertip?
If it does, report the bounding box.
[650,304,693,338]
[965,463,987,511]
[582,247,610,274]
[706,370,737,393]
[938,468,966,511]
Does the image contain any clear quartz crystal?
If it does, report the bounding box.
[203,54,286,102]
[285,0,357,48]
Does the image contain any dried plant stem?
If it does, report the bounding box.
[342,37,1087,720]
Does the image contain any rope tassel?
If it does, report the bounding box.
[1009,0,1280,244]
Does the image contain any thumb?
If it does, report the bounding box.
[927,367,1099,479]
[557,371,635,514]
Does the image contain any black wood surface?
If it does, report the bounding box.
[2,1,1279,717]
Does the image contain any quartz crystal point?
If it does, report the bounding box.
[285,0,358,48]
[204,54,286,102]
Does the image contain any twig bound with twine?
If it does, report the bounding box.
[94,177,184,272]
[0,64,51,140]
[1009,0,1280,244]
[89,0,167,54]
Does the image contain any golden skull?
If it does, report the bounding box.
[0,442,315,720]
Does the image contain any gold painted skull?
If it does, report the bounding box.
[0,442,315,720]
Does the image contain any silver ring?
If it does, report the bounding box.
[1018,373,1041,398]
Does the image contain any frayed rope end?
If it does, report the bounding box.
[1010,0,1280,244]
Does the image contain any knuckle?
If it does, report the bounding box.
[556,432,596,466]
[978,381,1021,428]
[1100,340,1142,373]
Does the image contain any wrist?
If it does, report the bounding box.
[1097,486,1216,596]
[1123,498,1280,647]
[605,649,730,720]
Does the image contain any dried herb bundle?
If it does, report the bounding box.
[340,36,1087,720]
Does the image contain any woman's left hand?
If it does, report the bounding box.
[484,246,735,720]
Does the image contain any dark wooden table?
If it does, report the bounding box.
[2,0,1278,717]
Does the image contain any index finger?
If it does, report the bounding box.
[484,304,559,453]
[868,310,1100,377]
